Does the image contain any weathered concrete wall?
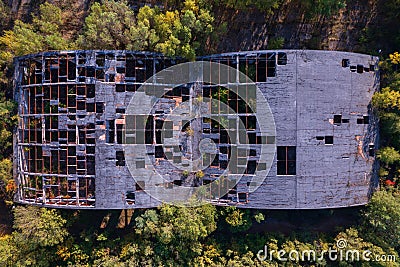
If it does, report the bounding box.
[248,50,379,209]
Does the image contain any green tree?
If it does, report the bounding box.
[3,206,68,266]
[0,158,12,198]
[78,0,214,59]
[0,235,13,266]
[267,36,285,49]
[0,2,71,58]
[254,212,265,223]
[0,2,72,82]
[334,228,398,265]
[126,6,159,51]
[372,56,400,185]
[129,204,217,265]
[214,0,282,15]
[379,112,400,148]
[33,2,70,50]
[49,0,88,41]
[0,20,43,64]
[372,87,400,111]
[76,0,136,50]
[0,0,11,33]
[147,0,214,59]
[361,190,400,249]
[193,243,224,266]
[302,0,346,17]
[378,146,400,165]
[0,100,16,158]
[0,100,16,200]
[221,206,252,233]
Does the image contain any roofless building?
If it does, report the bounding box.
[13,50,379,209]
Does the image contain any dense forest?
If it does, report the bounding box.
[0,0,399,266]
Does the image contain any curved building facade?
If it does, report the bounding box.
[13,50,379,209]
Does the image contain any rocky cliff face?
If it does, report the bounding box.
[9,0,43,20]
[8,0,92,21]
[209,0,379,53]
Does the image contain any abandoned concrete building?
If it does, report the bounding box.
[13,50,379,209]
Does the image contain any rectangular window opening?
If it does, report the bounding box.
[246,160,257,174]
[106,120,115,143]
[238,192,248,203]
[256,54,266,82]
[126,191,135,204]
[357,65,364,73]
[116,84,125,92]
[342,59,350,68]
[333,114,342,124]
[277,146,296,175]
[87,84,95,98]
[173,180,182,186]
[86,103,95,112]
[277,52,287,65]
[126,84,136,92]
[116,151,125,166]
[369,144,375,157]
[136,181,145,191]
[116,124,124,144]
[363,115,369,124]
[267,53,276,77]
[325,136,333,145]
[96,102,104,113]
[116,108,125,114]
[155,146,164,158]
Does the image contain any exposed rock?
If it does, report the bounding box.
[209,0,378,53]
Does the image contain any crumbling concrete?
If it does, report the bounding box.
[13,50,379,209]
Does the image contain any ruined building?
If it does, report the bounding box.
[13,50,379,209]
